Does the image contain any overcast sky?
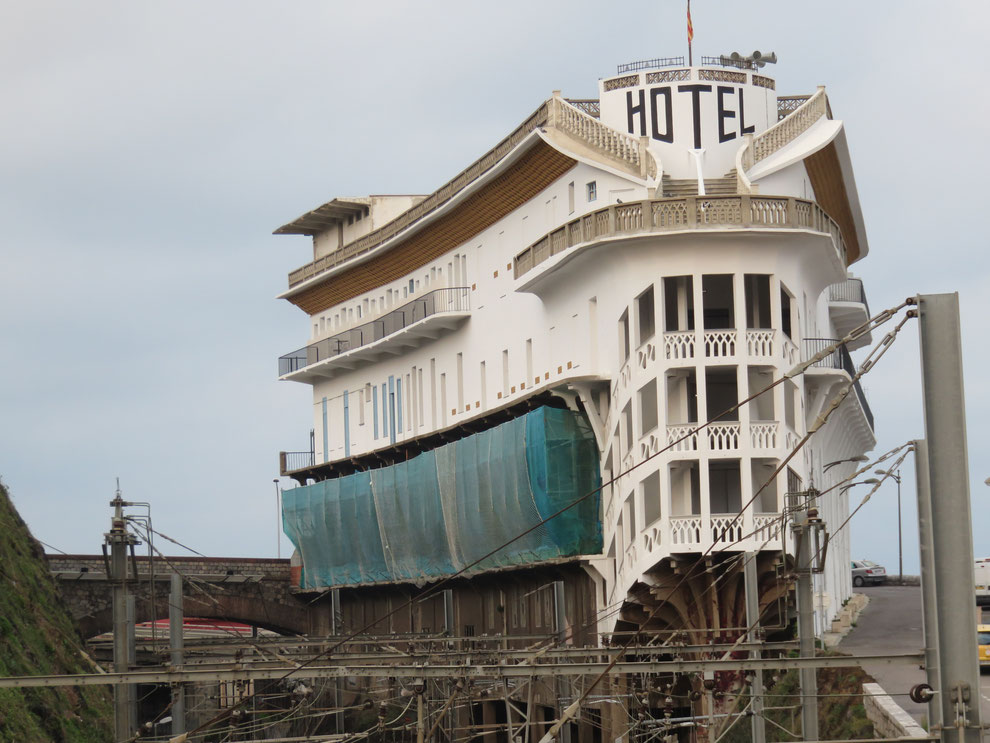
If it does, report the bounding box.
[1,1,986,574]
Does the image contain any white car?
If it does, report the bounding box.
[851,560,887,587]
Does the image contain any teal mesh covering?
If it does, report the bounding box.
[282,406,602,588]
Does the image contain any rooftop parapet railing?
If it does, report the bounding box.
[744,87,830,168]
[616,56,686,74]
[278,287,470,377]
[514,194,846,280]
[802,338,874,431]
[548,95,654,178]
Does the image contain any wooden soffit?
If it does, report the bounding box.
[288,142,576,315]
[804,142,861,263]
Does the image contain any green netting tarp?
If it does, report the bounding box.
[282,406,602,588]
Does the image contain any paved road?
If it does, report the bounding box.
[839,585,990,726]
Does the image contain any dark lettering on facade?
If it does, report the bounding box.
[717,86,736,143]
[622,84,758,148]
[650,87,673,143]
[627,90,646,138]
[739,88,755,135]
[677,84,713,150]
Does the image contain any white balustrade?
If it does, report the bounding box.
[663,331,695,361]
[619,361,632,390]
[782,338,799,365]
[666,424,699,452]
[750,87,828,164]
[670,516,702,546]
[753,514,783,544]
[707,422,740,451]
[746,329,775,358]
[637,341,656,370]
[750,421,779,450]
[642,524,662,555]
[711,514,744,544]
[704,330,736,358]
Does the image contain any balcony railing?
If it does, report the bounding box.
[802,338,875,431]
[279,287,470,377]
[514,195,846,280]
[280,450,315,475]
[828,277,870,312]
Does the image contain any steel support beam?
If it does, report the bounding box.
[913,439,941,730]
[917,293,982,742]
[0,653,927,688]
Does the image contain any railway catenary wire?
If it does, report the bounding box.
[124,300,916,741]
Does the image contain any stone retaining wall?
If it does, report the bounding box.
[863,682,928,739]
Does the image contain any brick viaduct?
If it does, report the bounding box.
[48,554,321,638]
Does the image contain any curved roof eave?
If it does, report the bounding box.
[747,119,870,263]
[277,128,551,300]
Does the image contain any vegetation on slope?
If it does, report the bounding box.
[0,479,113,742]
[721,652,875,742]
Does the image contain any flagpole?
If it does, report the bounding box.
[687,0,693,66]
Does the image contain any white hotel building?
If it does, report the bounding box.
[275,57,874,653]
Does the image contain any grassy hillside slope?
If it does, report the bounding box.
[0,480,113,741]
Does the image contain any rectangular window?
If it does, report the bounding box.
[638,379,658,435]
[395,377,403,435]
[568,181,575,213]
[525,339,533,385]
[643,471,661,525]
[502,349,510,395]
[343,390,350,457]
[744,274,772,329]
[372,386,379,439]
[781,285,794,339]
[456,353,464,410]
[410,366,418,430]
[586,181,597,202]
[636,285,655,345]
[702,274,735,330]
[441,372,448,426]
[418,367,425,423]
[430,358,437,428]
[619,309,630,362]
[480,361,487,410]
[663,276,695,332]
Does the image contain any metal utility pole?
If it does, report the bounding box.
[106,485,139,741]
[789,489,819,741]
[917,293,982,742]
[169,573,186,736]
[743,553,766,743]
[913,439,941,730]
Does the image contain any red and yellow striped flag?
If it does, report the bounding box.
[687,0,694,44]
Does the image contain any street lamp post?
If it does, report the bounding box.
[876,468,902,583]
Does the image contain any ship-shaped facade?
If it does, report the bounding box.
[274,54,875,739]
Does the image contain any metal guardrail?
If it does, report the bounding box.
[802,338,874,430]
[828,277,869,309]
[616,57,685,74]
[278,287,470,377]
[280,451,315,474]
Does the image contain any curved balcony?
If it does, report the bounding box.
[802,338,874,431]
[828,278,871,350]
[513,194,847,285]
[279,287,470,382]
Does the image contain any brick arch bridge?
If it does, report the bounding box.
[48,554,320,638]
